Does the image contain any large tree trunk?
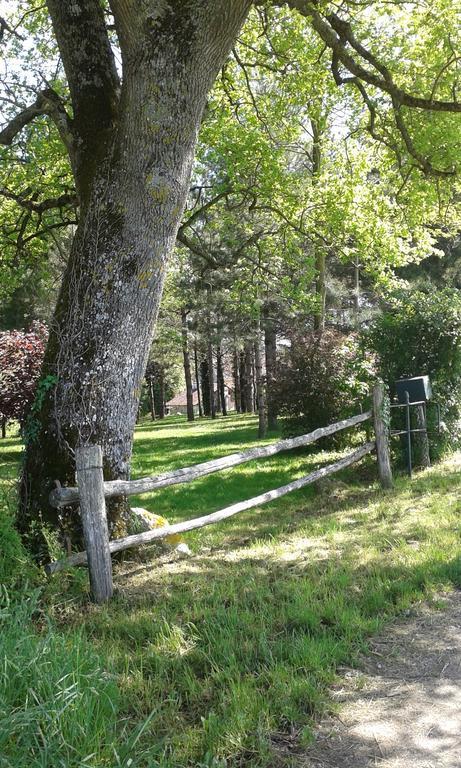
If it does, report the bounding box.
[263,303,278,431]
[181,309,195,422]
[19,0,251,546]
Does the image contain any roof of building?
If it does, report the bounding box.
[166,390,200,407]
[166,382,234,408]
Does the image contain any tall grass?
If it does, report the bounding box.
[1,416,461,766]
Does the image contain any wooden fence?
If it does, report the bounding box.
[46,383,393,602]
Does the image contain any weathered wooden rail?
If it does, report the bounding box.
[46,383,393,602]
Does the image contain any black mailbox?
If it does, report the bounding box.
[395,376,432,404]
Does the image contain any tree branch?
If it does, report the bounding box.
[0,89,75,169]
[285,1,461,113]
[0,188,78,214]
[46,0,120,202]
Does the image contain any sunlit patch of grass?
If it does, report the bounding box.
[1,415,461,766]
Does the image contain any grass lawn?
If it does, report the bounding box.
[1,413,461,767]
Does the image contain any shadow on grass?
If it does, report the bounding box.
[69,455,461,766]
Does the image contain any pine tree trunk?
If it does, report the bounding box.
[194,342,203,418]
[148,378,156,421]
[206,297,216,420]
[233,348,241,413]
[200,360,210,416]
[181,309,195,422]
[158,369,165,420]
[217,346,227,416]
[19,0,251,545]
[263,304,278,431]
[254,329,267,439]
[239,351,247,412]
[244,345,254,414]
[311,120,326,333]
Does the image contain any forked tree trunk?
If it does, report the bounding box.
[181,309,195,422]
[19,0,251,544]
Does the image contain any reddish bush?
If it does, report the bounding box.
[0,323,47,433]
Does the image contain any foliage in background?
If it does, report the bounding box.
[0,323,47,432]
[273,330,372,438]
[364,288,461,452]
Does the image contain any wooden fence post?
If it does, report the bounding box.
[372,382,393,489]
[75,445,113,603]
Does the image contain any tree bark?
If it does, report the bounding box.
[1,418,6,439]
[148,377,156,421]
[244,344,254,413]
[158,368,165,420]
[311,119,326,333]
[181,309,195,422]
[233,348,241,413]
[194,341,203,418]
[239,351,246,412]
[206,294,216,419]
[200,360,210,416]
[19,0,251,544]
[263,303,278,431]
[254,329,267,439]
[217,345,227,416]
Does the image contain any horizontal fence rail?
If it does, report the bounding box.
[46,442,375,575]
[49,411,372,508]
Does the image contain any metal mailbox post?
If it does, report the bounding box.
[391,376,438,476]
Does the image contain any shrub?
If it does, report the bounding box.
[273,330,372,438]
[0,323,47,433]
[364,288,461,452]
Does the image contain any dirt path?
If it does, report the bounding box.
[303,591,461,768]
